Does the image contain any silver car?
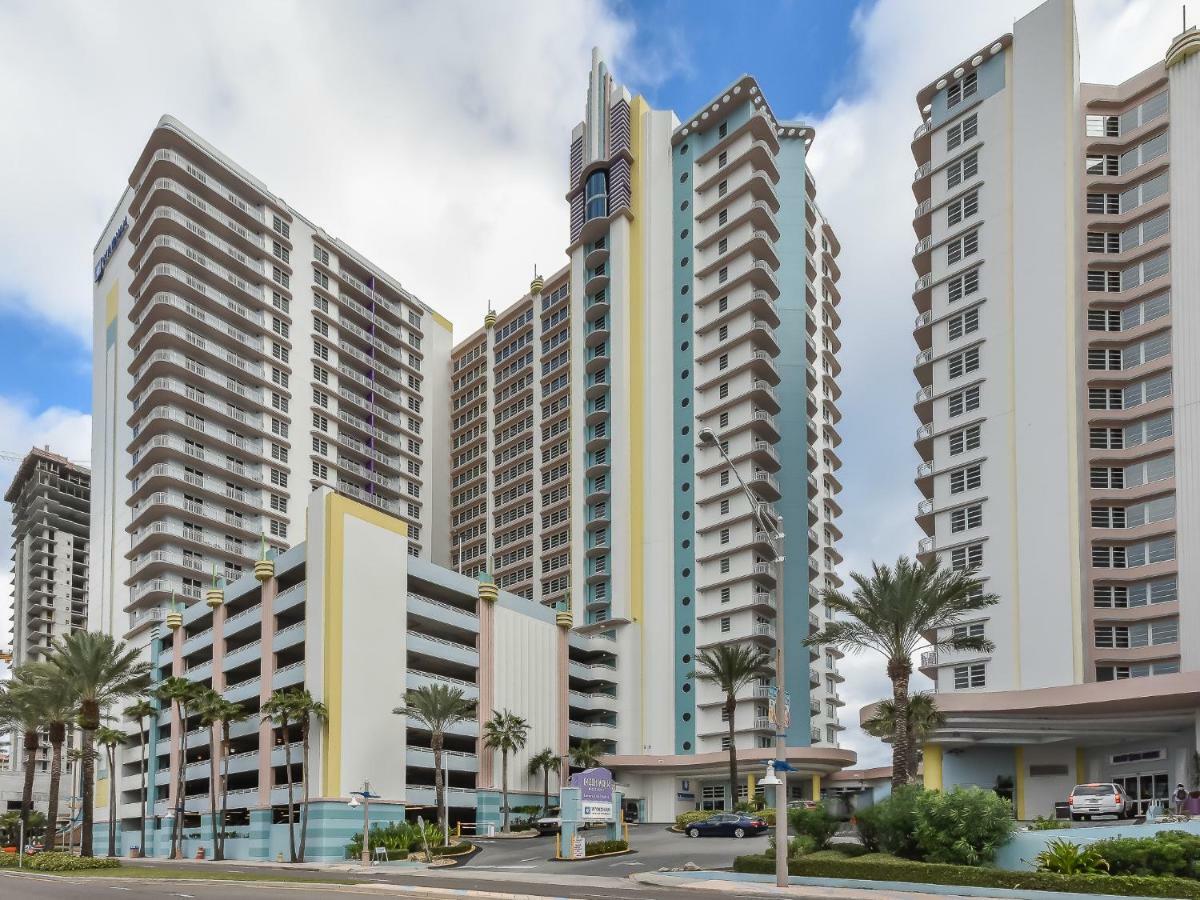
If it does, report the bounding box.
[1069,783,1130,820]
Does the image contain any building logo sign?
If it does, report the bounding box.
[94,217,129,283]
[571,766,614,821]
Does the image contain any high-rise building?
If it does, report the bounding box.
[1,446,88,809]
[91,116,453,651]
[905,0,1200,818]
[449,50,852,803]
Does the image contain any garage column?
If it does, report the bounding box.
[811,774,821,802]
[923,745,943,790]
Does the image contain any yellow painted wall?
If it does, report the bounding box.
[923,745,943,790]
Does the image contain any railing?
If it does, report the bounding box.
[916,422,933,440]
[409,592,478,619]
[275,583,305,604]
[913,161,931,181]
[917,537,934,554]
[412,631,477,653]
[920,650,937,668]
[914,121,931,140]
[274,660,304,676]
[225,604,263,629]
[753,717,772,730]
[914,348,933,367]
[915,385,933,404]
[914,200,932,219]
[811,728,823,743]
[917,461,933,478]
[917,499,934,516]
[409,668,475,688]
[809,667,821,685]
[754,623,776,639]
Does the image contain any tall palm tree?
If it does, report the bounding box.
[154,676,203,860]
[288,689,328,862]
[862,692,946,778]
[569,739,605,772]
[19,663,79,849]
[261,691,299,862]
[95,725,124,857]
[212,697,247,861]
[49,631,150,857]
[393,684,475,839]
[690,644,773,810]
[195,688,226,860]
[123,698,157,857]
[0,679,41,835]
[806,556,996,788]
[526,748,559,815]
[482,709,529,833]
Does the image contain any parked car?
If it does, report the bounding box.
[535,808,562,835]
[788,800,820,811]
[684,813,769,839]
[1068,783,1131,820]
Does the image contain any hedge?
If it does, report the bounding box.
[0,852,122,871]
[732,850,1200,898]
[585,839,628,856]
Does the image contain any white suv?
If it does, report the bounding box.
[1068,783,1130,821]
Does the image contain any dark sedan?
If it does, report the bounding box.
[684,813,768,838]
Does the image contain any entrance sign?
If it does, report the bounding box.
[571,834,586,859]
[571,766,615,821]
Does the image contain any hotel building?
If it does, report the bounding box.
[89,53,855,854]
[903,0,1200,818]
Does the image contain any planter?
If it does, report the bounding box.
[554,847,634,862]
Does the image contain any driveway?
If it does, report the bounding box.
[454,824,768,875]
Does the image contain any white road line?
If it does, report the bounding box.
[109,888,133,892]
[519,856,542,861]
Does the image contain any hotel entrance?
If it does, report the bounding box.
[1111,772,1169,816]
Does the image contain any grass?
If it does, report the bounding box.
[30,865,356,884]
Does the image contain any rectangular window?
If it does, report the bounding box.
[950,543,983,571]
[953,662,985,689]
[947,385,980,417]
[949,424,981,455]
[947,346,980,379]
[950,464,982,494]
[950,504,983,533]
[952,621,985,640]
[946,191,979,227]
[946,113,978,151]
[947,308,979,341]
[946,71,977,109]
[947,269,979,303]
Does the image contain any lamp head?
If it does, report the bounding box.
[698,428,717,446]
[759,761,781,787]
[348,796,361,808]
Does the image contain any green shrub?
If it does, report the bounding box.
[26,853,122,871]
[674,810,712,829]
[769,834,816,859]
[584,839,628,856]
[429,841,473,857]
[1092,830,1200,878]
[837,843,871,857]
[1028,815,1071,831]
[914,785,1014,865]
[346,820,422,859]
[856,785,923,858]
[731,850,1200,898]
[788,806,839,850]
[1035,838,1110,875]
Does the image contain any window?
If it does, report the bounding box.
[950,464,982,493]
[950,504,983,533]
[1086,154,1119,176]
[718,121,728,138]
[718,266,728,284]
[1086,114,1120,138]
[947,309,979,341]
[718,150,728,168]
[313,245,330,266]
[947,385,980,417]
[720,617,731,633]
[1090,466,1124,489]
[950,543,983,571]
[1087,192,1121,215]
[718,324,728,342]
[272,266,289,289]
[1089,387,1123,410]
[947,346,980,379]
[1087,348,1121,370]
[953,662,985,689]
[718,237,728,255]
[946,71,977,108]
[946,151,978,189]
[313,268,329,290]
[946,113,978,150]
[272,215,290,239]
[718,180,728,197]
[947,191,979,226]
[947,269,979,303]
[584,169,608,222]
[953,621,985,640]
[312,461,328,480]
[948,424,981,455]
[1088,309,1121,331]
[946,230,979,265]
[1088,231,1121,253]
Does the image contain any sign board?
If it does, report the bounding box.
[94,217,128,283]
[571,834,586,859]
[768,686,790,729]
[571,767,614,821]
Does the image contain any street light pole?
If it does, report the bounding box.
[349,781,378,866]
[699,427,788,888]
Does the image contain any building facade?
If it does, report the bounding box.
[905,0,1200,818]
[448,51,852,815]
[91,115,453,651]
[2,447,88,812]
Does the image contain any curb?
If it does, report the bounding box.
[551,848,635,862]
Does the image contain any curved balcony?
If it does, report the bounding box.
[915,421,934,459]
[583,238,609,270]
[584,265,610,298]
[912,273,933,314]
[748,470,781,501]
[696,200,781,252]
[912,161,932,202]
[916,498,934,537]
[914,384,933,421]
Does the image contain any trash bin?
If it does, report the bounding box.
[1054,801,1070,820]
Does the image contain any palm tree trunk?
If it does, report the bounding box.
[219,723,230,860]
[542,768,549,816]
[282,721,296,862]
[298,723,311,862]
[107,745,118,857]
[208,727,220,860]
[46,726,64,850]
[432,731,445,836]
[20,729,38,834]
[501,749,510,833]
[173,701,188,860]
[137,720,147,857]
[80,725,96,857]
[888,664,912,789]
[726,697,738,811]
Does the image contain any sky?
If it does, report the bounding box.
[0,0,1185,767]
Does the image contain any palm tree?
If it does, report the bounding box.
[0,679,41,835]
[569,739,605,772]
[154,676,203,860]
[213,698,247,861]
[481,709,530,833]
[393,684,475,839]
[195,688,226,860]
[123,698,157,856]
[806,556,997,788]
[49,631,150,857]
[689,644,773,810]
[95,726,124,857]
[288,689,328,862]
[261,691,299,862]
[863,692,946,778]
[527,748,560,815]
[19,663,79,849]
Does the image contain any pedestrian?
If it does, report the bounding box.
[1173,782,1187,815]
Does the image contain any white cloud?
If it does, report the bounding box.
[0,398,92,659]
[805,0,1181,769]
[0,0,648,345]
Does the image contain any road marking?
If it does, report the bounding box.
[169,894,195,898]
[109,888,133,892]
[464,864,537,869]
[612,860,643,865]
[519,856,542,861]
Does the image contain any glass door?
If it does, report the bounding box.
[1112,772,1169,815]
